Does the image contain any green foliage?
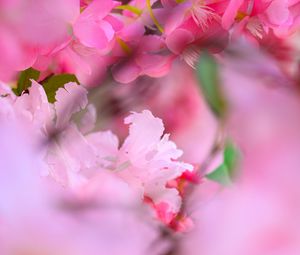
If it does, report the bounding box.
[41,74,79,103]
[12,69,79,103]
[13,68,40,96]
[206,164,232,185]
[196,51,227,118]
[224,141,239,172]
[206,141,240,185]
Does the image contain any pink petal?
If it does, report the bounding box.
[79,0,113,20]
[122,110,164,155]
[55,82,88,129]
[111,60,141,84]
[166,29,194,54]
[266,0,290,25]
[222,0,244,29]
[73,20,111,50]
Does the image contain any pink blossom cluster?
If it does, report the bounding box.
[0,79,194,225]
[0,78,198,254]
[0,0,299,84]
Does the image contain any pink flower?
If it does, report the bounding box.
[112,35,174,83]
[0,80,193,222]
[162,1,228,68]
[120,111,193,210]
[0,126,168,255]
[73,0,120,53]
[0,80,96,187]
[165,19,228,68]
[86,110,193,219]
[0,84,172,254]
[222,0,300,39]
[0,0,79,81]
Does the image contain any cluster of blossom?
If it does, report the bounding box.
[0,108,170,255]
[0,79,196,229]
[0,0,300,85]
[2,59,300,254]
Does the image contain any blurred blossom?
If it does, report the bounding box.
[0,130,169,255]
[0,84,171,255]
[95,61,219,166]
[174,43,300,255]
[180,182,300,255]
[0,80,193,231]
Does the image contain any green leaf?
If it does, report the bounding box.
[13,68,40,96]
[224,141,239,174]
[41,74,79,103]
[206,141,240,186]
[196,51,227,118]
[206,164,231,185]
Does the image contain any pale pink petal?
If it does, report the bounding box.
[79,104,97,134]
[122,110,164,156]
[55,82,88,129]
[14,80,53,130]
[86,130,119,168]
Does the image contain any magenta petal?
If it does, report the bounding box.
[112,60,141,84]
[222,0,244,29]
[15,46,38,71]
[74,20,111,50]
[160,0,177,8]
[80,0,113,20]
[164,5,187,34]
[142,56,173,78]
[166,29,194,55]
[139,35,165,52]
